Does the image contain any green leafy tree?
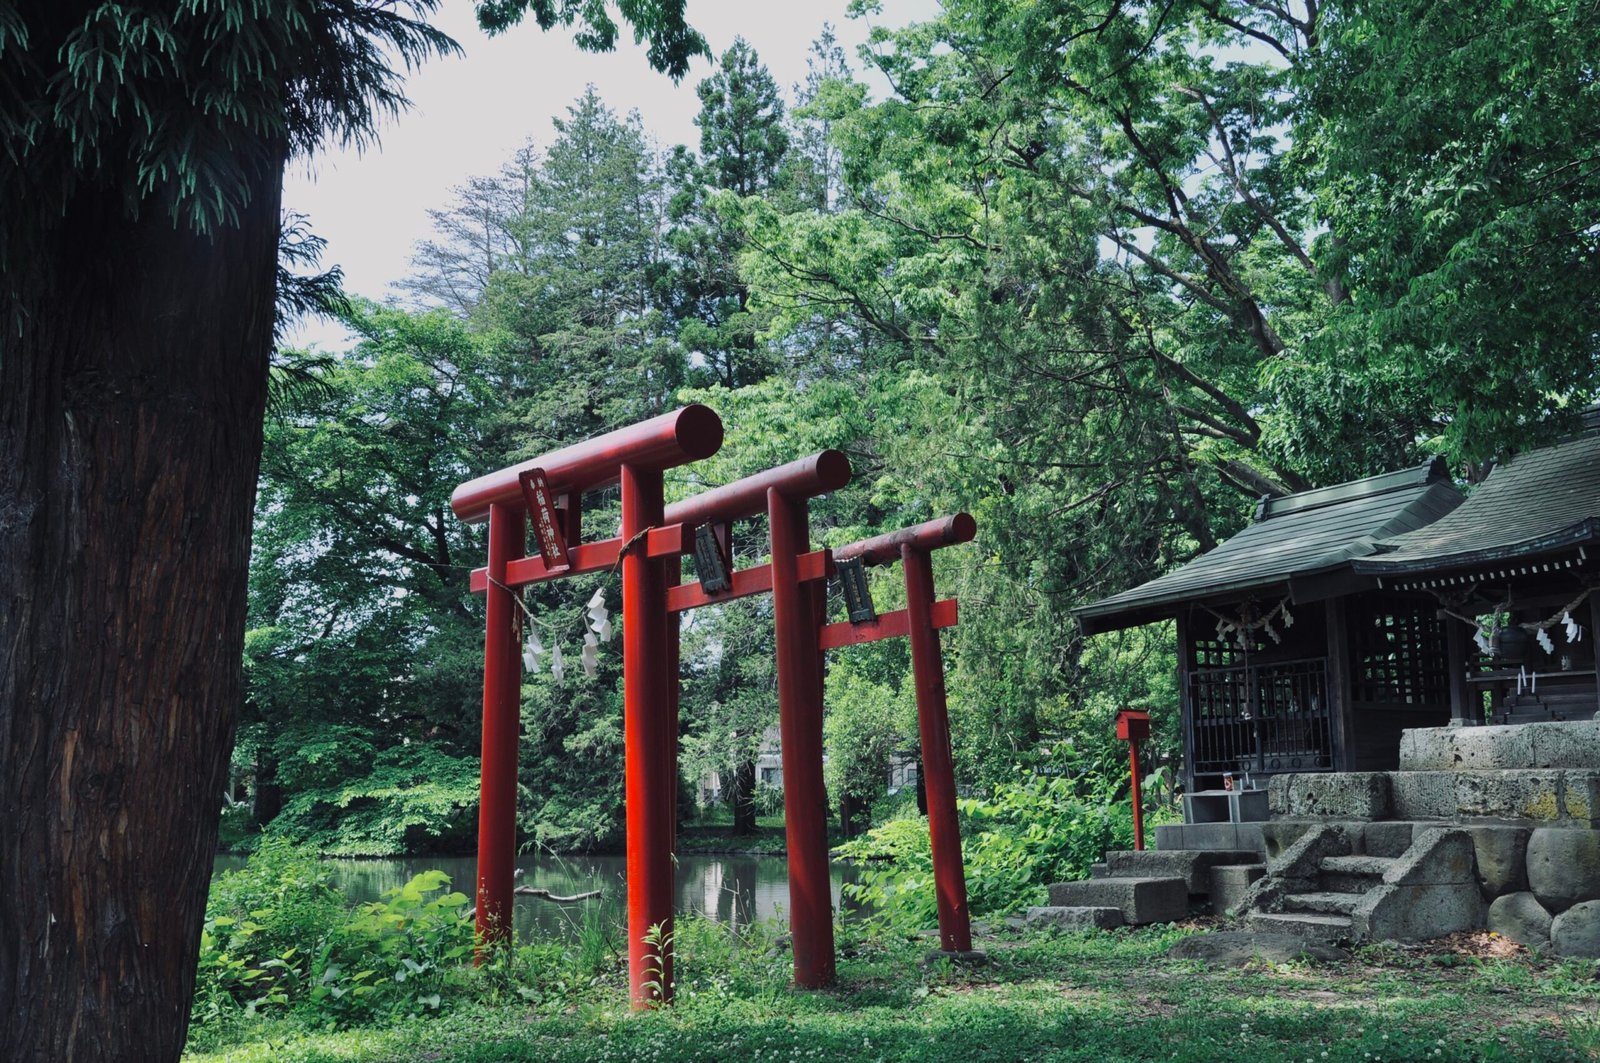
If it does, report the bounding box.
[0,3,700,1055]
[664,39,790,389]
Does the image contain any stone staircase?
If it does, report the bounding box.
[1028,847,1260,929]
[1241,822,1485,944]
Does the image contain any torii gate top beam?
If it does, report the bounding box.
[833,513,976,566]
[664,450,851,528]
[450,404,724,524]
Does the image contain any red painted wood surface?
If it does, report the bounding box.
[474,504,524,957]
[664,550,830,612]
[621,463,674,1007]
[452,405,723,524]
[832,513,975,567]
[818,598,958,650]
[768,489,836,987]
[469,525,686,592]
[902,546,973,953]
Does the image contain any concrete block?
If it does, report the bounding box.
[1209,864,1266,916]
[1024,905,1124,931]
[1551,899,1600,959]
[1526,828,1600,913]
[1352,881,1486,943]
[1046,876,1188,925]
[1464,825,1531,898]
[1153,824,1187,851]
[1102,849,1261,895]
[1487,892,1552,949]
[1390,772,1457,820]
[1382,828,1476,887]
[1274,773,1392,820]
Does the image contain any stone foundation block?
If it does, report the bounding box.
[1101,849,1260,895]
[1455,770,1567,822]
[1390,771,1457,820]
[1526,828,1600,913]
[1464,825,1531,897]
[1270,773,1392,820]
[1551,900,1600,959]
[1024,906,1124,931]
[1383,828,1476,887]
[1400,721,1600,772]
[1046,876,1188,925]
[1261,820,1316,861]
[1209,864,1266,916]
[1487,892,1552,949]
[1352,881,1486,943]
[1362,821,1419,858]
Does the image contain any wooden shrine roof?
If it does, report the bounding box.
[1076,457,1464,634]
[1342,432,1600,581]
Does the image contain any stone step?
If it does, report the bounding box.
[1023,905,1124,931]
[1248,911,1355,943]
[1209,863,1267,916]
[1101,849,1262,895]
[1089,863,1109,879]
[1283,891,1363,916]
[1319,854,1394,892]
[1046,876,1189,925]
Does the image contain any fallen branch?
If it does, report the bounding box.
[514,886,602,903]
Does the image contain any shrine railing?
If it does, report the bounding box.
[1188,657,1332,777]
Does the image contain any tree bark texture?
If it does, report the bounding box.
[0,175,280,1059]
[730,757,758,834]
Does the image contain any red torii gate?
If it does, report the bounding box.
[453,408,981,1004]
[827,515,978,957]
[452,406,723,1003]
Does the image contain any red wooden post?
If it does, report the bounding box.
[1115,710,1151,852]
[621,462,673,1007]
[768,488,836,987]
[475,502,525,956]
[901,545,973,954]
[1129,740,1146,851]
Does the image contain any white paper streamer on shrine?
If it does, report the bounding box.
[586,588,611,639]
[522,625,544,673]
[1536,628,1555,654]
[581,632,600,677]
[550,643,566,682]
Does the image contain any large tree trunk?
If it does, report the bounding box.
[0,173,280,1059]
[729,757,758,835]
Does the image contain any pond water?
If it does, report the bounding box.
[213,852,858,943]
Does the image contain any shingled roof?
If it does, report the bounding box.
[1076,457,1464,634]
[1348,433,1600,577]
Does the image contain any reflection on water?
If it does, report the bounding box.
[212,852,857,943]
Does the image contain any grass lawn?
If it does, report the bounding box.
[185,918,1600,1062]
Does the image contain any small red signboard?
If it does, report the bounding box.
[518,467,570,571]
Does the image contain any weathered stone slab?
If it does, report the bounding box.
[1352,881,1486,943]
[1526,828,1600,913]
[1209,864,1266,916]
[1362,821,1420,858]
[1101,849,1261,894]
[1455,770,1567,822]
[1268,823,1355,892]
[1382,828,1476,887]
[1487,891,1552,949]
[1464,825,1531,897]
[1270,773,1392,820]
[1024,905,1124,931]
[1564,772,1600,826]
[1551,899,1600,959]
[1390,771,1457,820]
[1261,820,1316,861]
[1247,911,1354,944]
[1168,930,1348,965]
[1401,721,1600,773]
[1046,876,1188,925]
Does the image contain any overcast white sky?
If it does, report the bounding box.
[283,0,938,349]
